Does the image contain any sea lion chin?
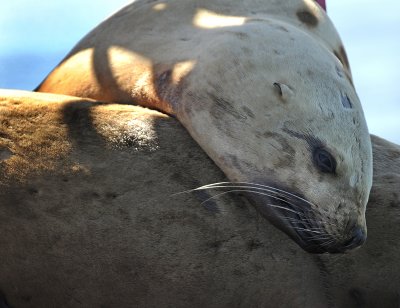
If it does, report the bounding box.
[35,0,372,253]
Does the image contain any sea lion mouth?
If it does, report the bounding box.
[271,198,335,254]
[251,193,330,253]
[276,200,367,254]
[242,184,367,254]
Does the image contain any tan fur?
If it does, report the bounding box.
[35,0,372,252]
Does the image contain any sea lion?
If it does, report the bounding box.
[35,0,372,253]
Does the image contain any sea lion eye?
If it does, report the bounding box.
[313,148,336,173]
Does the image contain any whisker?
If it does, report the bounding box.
[199,188,307,216]
[172,181,333,228]
[192,181,318,208]
[284,214,339,229]
[283,219,322,233]
[319,239,336,248]
[306,235,331,241]
[173,182,343,250]
[291,227,323,235]
[200,186,314,216]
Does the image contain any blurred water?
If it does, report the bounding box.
[0,52,63,90]
[329,0,400,144]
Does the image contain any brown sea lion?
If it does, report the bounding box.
[0,90,398,307]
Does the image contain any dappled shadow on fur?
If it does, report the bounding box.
[36,0,345,112]
[61,100,109,151]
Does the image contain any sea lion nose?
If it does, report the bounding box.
[343,226,367,250]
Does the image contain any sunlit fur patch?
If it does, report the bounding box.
[0,92,73,181]
[193,9,246,29]
[0,90,167,183]
[153,3,167,11]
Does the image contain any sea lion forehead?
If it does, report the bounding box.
[235,22,350,96]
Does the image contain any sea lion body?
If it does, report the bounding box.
[0,90,399,307]
[36,0,372,253]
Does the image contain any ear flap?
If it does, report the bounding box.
[315,0,327,11]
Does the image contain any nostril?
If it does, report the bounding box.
[344,226,367,249]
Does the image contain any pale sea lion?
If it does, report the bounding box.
[36,0,372,253]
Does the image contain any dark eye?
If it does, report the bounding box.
[313,148,336,173]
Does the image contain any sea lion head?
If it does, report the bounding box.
[178,19,373,253]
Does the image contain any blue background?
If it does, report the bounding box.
[1,0,399,143]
